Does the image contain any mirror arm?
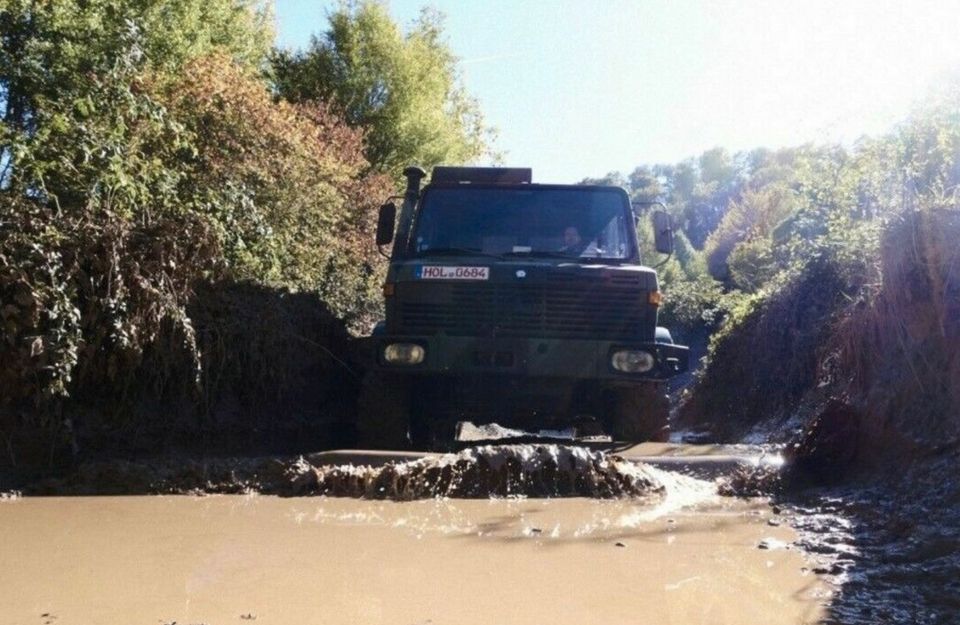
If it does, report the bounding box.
[653,248,673,269]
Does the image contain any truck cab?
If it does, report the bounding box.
[359,166,689,449]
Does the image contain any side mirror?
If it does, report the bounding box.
[375,202,397,246]
[652,210,674,255]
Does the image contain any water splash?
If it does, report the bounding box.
[284,463,720,541]
[294,445,665,500]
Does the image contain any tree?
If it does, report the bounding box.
[678,148,741,249]
[160,53,393,323]
[704,185,795,281]
[579,171,627,187]
[627,165,662,203]
[271,1,495,178]
[0,0,273,186]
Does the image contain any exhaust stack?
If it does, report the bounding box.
[394,166,427,258]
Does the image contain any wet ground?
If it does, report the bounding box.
[1,489,826,624]
[778,450,960,625]
[3,442,957,624]
[16,442,778,498]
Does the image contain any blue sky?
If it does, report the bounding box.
[275,0,960,183]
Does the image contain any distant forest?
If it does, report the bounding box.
[581,93,960,344]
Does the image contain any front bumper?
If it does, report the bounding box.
[363,335,689,381]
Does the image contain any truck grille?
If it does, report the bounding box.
[397,282,650,340]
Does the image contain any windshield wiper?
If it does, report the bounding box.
[416,247,503,259]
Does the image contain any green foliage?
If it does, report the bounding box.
[703,185,795,282]
[726,238,776,293]
[0,200,82,410]
[159,53,392,323]
[1,42,218,415]
[627,166,662,203]
[675,259,856,438]
[597,77,960,352]
[672,229,708,280]
[0,0,272,136]
[675,148,742,249]
[897,80,960,205]
[0,0,390,427]
[579,171,628,187]
[657,275,732,337]
[272,1,496,178]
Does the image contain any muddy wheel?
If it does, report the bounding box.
[409,377,459,451]
[607,384,670,442]
[356,372,412,450]
[410,418,458,452]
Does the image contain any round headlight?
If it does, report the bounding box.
[611,349,655,373]
[383,343,425,365]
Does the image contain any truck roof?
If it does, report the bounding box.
[430,166,532,185]
[427,167,626,195]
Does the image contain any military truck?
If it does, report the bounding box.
[358,166,689,449]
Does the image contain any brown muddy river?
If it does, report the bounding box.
[1,487,828,625]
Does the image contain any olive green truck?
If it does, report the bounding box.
[358,166,688,449]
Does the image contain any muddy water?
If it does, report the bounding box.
[2,489,826,625]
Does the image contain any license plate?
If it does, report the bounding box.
[417,265,490,280]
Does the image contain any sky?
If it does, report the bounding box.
[274,0,960,183]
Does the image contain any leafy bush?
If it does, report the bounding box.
[726,237,777,293]
[704,185,795,281]
[657,275,732,337]
[157,53,393,326]
[0,2,394,465]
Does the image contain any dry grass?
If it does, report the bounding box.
[823,209,960,459]
[779,209,960,482]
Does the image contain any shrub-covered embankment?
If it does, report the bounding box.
[0,4,390,476]
[679,208,960,472]
[675,257,852,440]
[801,208,960,471]
[680,209,960,624]
[0,273,362,476]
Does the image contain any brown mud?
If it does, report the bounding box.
[295,445,666,499]
[21,445,665,500]
[701,448,960,624]
[1,488,826,625]
[13,439,956,622]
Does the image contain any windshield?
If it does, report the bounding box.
[411,186,635,260]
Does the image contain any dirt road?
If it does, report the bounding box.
[2,474,826,624]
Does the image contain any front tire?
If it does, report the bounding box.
[607,384,670,442]
[356,372,412,450]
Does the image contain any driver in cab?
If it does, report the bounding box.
[560,226,582,255]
